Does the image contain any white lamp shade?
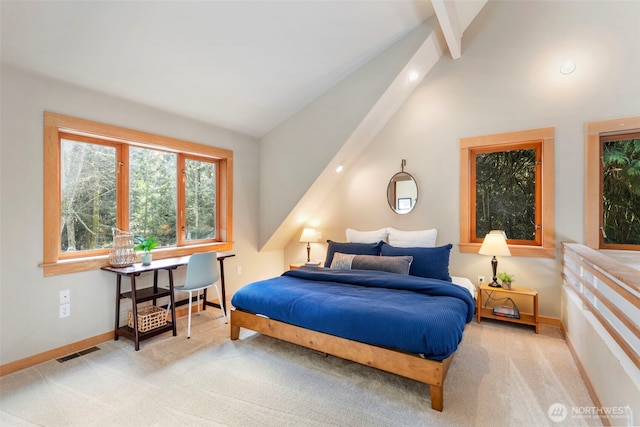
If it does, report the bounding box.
[299,228,319,243]
[478,230,511,257]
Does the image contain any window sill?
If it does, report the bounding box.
[459,243,556,258]
[40,242,233,276]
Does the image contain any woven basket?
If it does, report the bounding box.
[109,228,136,267]
[128,306,167,332]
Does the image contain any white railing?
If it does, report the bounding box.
[562,243,640,370]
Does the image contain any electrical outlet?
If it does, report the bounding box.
[59,303,70,318]
[477,276,485,286]
[60,289,70,304]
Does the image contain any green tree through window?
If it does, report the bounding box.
[185,158,217,241]
[61,138,116,252]
[602,137,640,246]
[129,146,177,246]
[475,148,537,241]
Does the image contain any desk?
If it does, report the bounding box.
[102,251,235,350]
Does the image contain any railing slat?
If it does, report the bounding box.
[563,243,640,292]
[563,262,640,341]
[562,243,640,371]
[564,249,640,310]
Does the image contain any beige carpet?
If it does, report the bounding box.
[0,311,602,426]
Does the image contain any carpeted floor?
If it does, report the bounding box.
[0,311,603,426]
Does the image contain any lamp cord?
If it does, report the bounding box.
[482,291,519,312]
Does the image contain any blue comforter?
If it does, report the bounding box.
[231,267,475,360]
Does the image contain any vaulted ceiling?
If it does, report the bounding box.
[1,0,484,139]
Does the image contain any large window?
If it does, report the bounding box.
[460,127,555,258]
[42,112,233,276]
[586,116,640,251]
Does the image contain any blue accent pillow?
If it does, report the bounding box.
[380,242,452,281]
[324,240,382,268]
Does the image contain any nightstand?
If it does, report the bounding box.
[477,283,539,333]
[290,262,322,270]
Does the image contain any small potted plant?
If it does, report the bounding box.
[134,236,158,266]
[497,272,514,290]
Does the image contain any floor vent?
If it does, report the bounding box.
[56,346,100,363]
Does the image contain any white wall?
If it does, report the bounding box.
[0,65,283,365]
[562,287,639,426]
[284,0,640,319]
[258,19,441,251]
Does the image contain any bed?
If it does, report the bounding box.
[230,237,476,411]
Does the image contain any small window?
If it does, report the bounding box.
[586,116,640,250]
[472,143,541,245]
[460,127,555,258]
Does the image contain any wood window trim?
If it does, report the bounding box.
[459,127,555,258]
[469,141,543,246]
[41,112,234,276]
[585,116,640,250]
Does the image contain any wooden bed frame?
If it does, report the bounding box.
[230,309,455,411]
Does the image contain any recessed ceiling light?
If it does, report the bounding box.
[560,60,576,75]
[408,70,420,82]
[335,164,343,173]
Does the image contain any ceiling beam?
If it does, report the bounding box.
[432,0,462,59]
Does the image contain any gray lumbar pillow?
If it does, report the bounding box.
[330,252,413,275]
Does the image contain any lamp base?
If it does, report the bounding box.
[488,256,501,287]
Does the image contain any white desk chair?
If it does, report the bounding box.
[168,251,227,338]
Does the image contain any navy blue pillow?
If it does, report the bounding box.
[380,242,452,281]
[324,240,382,268]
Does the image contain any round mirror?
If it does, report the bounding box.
[387,171,418,214]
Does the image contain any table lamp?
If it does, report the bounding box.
[299,228,319,263]
[478,230,511,287]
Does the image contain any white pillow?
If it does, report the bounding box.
[387,227,437,247]
[345,227,389,244]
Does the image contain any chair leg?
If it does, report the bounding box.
[196,290,201,316]
[214,284,228,324]
[187,290,193,339]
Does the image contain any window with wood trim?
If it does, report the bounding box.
[586,116,640,251]
[460,127,555,258]
[42,112,233,276]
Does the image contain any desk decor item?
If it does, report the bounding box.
[134,236,158,265]
[478,230,511,287]
[109,228,136,267]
